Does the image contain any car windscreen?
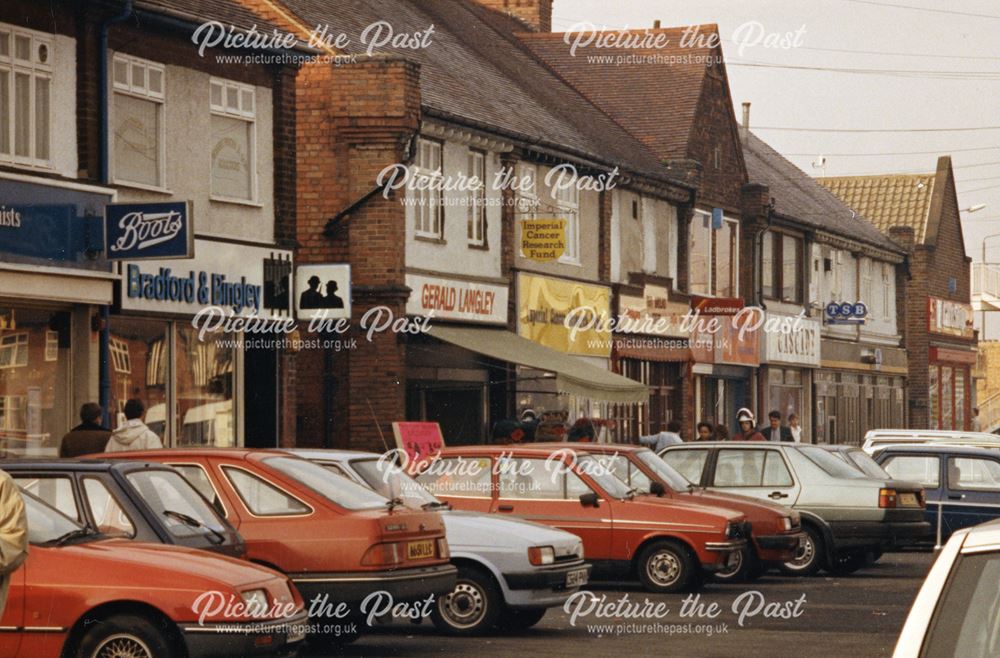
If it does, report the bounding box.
[23,491,84,545]
[634,449,693,491]
[349,459,441,509]
[799,446,866,479]
[922,551,1000,658]
[845,450,891,479]
[576,455,633,499]
[125,469,228,540]
[264,456,388,510]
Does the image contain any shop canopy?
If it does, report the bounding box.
[426,325,648,404]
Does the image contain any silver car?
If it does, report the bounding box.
[660,442,929,576]
[288,449,590,636]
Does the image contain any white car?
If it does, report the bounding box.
[894,519,1000,657]
[862,429,1000,455]
[287,449,590,636]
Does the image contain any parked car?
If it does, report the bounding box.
[414,445,748,593]
[862,429,1000,455]
[893,519,1000,658]
[660,442,929,576]
[98,449,456,644]
[874,444,1000,544]
[3,490,307,658]
[3,459,245,557]
[549,443,802,581]
[288,448,590,635]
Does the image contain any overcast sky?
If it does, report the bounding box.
[552,0,1000,332]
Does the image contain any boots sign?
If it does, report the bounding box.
[105,201,193,261]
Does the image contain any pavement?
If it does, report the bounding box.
[303,550,935,657]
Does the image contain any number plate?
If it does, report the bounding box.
[408,540,435,559]
[565,568,588,588]
[898,492,919,507]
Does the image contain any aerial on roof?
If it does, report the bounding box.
[818,173,936,243]
[744,132,904,254]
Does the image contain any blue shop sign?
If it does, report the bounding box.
[825,301,868,325]
[0,203,105,266]
[105,201,193,261]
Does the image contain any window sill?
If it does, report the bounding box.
[210,195,263,208]
[557,258,582,267]
[0,159,53,173]
[414,234,447,245]
[113,179,173,196]
[467,241,489,251]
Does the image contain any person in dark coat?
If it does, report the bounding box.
[758,410,794,442]
[59,403,112,457]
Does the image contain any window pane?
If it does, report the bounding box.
[223,467,309,515]
[0,31,9,58]
[714,220,735,297]
[782,235,800,301]
[763,451,793,487]
[130,62,145,91]
[883,455,940,487]
[0,70,9,154]
[126,469,229,538]
[172,465,224,513]
[108,318,167,441]
[210,114,252,200]
[113,93,160,186]
[415,457,493,498]
[148,67,163,95]
[225,84,238,111]
[715,450,765,486]
[13,35,29,61]
[689,214,711,295]
[13,71,29,157]
[13,475,78,520]
[240,88,253,114]
[498,457,562,499]
[949,458,1000,491]
[83,478,136,538]
[176,324,234,448]
[942,366,953,430]
[113,57,129,87]
[662,449,708,484]
[762,232,776,298]
[210,81,223,107]
[34,76,48,160]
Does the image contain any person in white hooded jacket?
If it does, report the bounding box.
[105,398,164,452]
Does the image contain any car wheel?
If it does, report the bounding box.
[431,565,503,636]
[77,614,174,658]
[827,550,867,576]
[636,540,696,593]
[498,607,547,630]
[712,546,759,583]
[778,525,824,577]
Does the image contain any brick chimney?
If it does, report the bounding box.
[476,0,552,32]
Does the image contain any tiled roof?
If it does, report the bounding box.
[517,26,718,161]
[135,0,292,37]
[744,132,904,253]
[276,0,689,186]
[818,173,935,244]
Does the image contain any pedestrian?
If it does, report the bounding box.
[788,413,803,443]
[715,423,730,441]
[0,470,27,618]
[639,420,684,451]
[520,408,539,442]
[696,421,715,441]
[105,399,164,452]
[59,402,112,457]
[733,408,766,441]
[971,407,981,432]
[567,417,597,442]
[759,410,794,442]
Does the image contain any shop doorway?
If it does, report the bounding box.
[244,344,277,448]
[407,383,484,444]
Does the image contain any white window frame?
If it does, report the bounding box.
[690,210,740,298]
[209,77,257,204]
[0,395,26,432]
[882,262,893,321]
[0,22,53,168]
[110,337,131,374]
[552,178,580,265]
[111,52,166,190]
[0,332,28,369]
[466,149,486,247]
[44,330,58,362]
[413,138,443,240]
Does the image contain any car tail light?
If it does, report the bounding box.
[361,542,404,566]
[879,488,898,509]
[528,546,555,566]
[437,537,450,560]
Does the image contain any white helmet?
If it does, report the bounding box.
[737,407,755,424]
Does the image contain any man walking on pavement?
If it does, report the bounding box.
[760,410,794,442]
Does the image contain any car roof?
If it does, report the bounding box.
[93,448,291,461]
[439,444,591,457]
[874,444,1000,456]
[662,441,799,448]
[528,442,646,453]
[816,444,862,452]
[865,429,999,440]
[286,448,378,462]
[0,459,174,473]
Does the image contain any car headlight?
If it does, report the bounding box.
[240,589,270,617]
[573,541,584,559]
[528,546,555,566]
[782,516,793,531]
[725,522,736,539]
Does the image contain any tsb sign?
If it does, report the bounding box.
[105,201,193,261]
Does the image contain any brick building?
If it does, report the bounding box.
[821,157,978,431]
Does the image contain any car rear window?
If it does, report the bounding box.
[263,456,387,511]
[798,446,866,479]
[845,450,891,479]
[883,455,940,488]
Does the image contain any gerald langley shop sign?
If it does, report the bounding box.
[761,312,820,367]
[120,238,293,319]
[105,201,194,261]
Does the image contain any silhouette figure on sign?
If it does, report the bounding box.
[324,280,345,309]
[299,275,325,310]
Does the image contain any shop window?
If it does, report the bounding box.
[177,325,234,448]
[109,337,131,374]
[941,366,954,430]
[0,332,27,368]
[955,372,966,430]
[44,330,57,362]
[466,149,486,246]
[210,77,256,202]
[929,366,939,429]
[413,138,443,239]
[112,53,165,189]
[0,23,52,166]
[109,318,167,438]
[689,210,739,297]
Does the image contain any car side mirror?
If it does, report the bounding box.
[579,492,600,508]
[649,481,666,497]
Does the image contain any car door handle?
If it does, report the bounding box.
[498,505,514,512]
[948,494,966,500]
[768,491,789,500]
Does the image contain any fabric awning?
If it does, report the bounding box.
[426,324,648,404]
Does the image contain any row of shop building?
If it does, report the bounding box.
[0,0,978,455]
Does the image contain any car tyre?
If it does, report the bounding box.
[827,550,868,576]
[712,546,761,583]
[431,565,503,636]
[77,614,174,658]
[636,540,696,593]
[778,525,824,577]
[498,607,547,631]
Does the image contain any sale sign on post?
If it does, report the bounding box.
[392,422,445,469]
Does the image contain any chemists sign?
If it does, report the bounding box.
[119,238,293,319]
[105,201,193,260]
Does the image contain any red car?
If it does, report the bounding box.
[557,443,803,580]
[100,449,455,642]
[3,491,307,658]
[414,445,748,592]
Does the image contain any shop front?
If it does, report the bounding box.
[0,174,115,456]
[114,237,293,448]
[926,297,976,431]
[759,312,820,441]
[690,313,759,436]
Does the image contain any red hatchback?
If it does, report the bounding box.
[415,445,748,593]
[100,449,455,642]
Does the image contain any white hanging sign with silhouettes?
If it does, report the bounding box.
[296,264,352,320]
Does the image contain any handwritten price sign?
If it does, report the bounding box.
[392,422,445,469]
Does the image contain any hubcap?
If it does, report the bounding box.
[716,549,744,578]
[647,549,681,587]
[788,534,816,569]
[439,581,486,629]
[92,634,153,658]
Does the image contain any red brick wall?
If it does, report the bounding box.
[687,69,748,213]
[473,0,553,31]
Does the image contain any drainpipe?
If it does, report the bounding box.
[98,0,132,427]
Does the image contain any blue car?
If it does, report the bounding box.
[874,444,1000,542]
